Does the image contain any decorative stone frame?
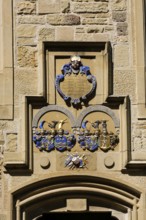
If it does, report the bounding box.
[44,42,113,106]
[4,96,131,173]
[2,42,136,173]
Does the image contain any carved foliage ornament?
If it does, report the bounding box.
[55,56,97,105]
[33,119,119,152]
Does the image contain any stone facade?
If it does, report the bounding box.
[0,0,146,219]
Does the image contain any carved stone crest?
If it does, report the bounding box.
[75,120,119,152]
[33,119,76,152]
[33,119,119,152]
[55,56,96,105]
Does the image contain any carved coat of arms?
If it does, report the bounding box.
[55,56,96,105]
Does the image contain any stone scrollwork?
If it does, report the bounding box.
[55,55,97,105]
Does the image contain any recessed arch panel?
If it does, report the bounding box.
[32,105,76,128]
[11,175,141,220]
[76,105,120,128]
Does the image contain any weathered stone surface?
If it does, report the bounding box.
[17,1,36,14]
[82,14,96,18]
[142,138,146,151]
[37,0,60,14]
[104,25,114,32]
[0,214,7,220]
[111,0,126,11]
[75,27,85,33]
[94,0,109,1]
[61,0,70,13]
[82,18,107,25]
[38,28,55,41]
[5,133,17,152]
[0,131,4,146]
[14,68,38,103]
[17,15,46,24]
[17,37,37,46]
[97,13,110,18]
[112,11,126,22]
[0,121,17,131]
[0,106,13,120]
[17,25,37,37]
[117,22,128,35]
[75,33,94,41]
[114,45,129,67]
[114,35,128,42]
[72,0,109,2]
[114,70,136,102]
[87,26,104,33]
[133,137,142,151]
[71,0,93,2]
[82,13,109,18]
[72,2,108,13]
[17,46,38,67]
[132,124,146,152]
[26,0,36,2]
[47,14,80,25]
[132,127,142,137]
[67,199,87,211]
[56,27,74,41]
[142,130,146,137]
[75,33,109,41]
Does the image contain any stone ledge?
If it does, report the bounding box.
[125,161,146,170]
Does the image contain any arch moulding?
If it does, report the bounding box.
[9,174,146,220]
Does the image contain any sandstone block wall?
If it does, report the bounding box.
[12,0,145,159]
[0,0,146,218]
